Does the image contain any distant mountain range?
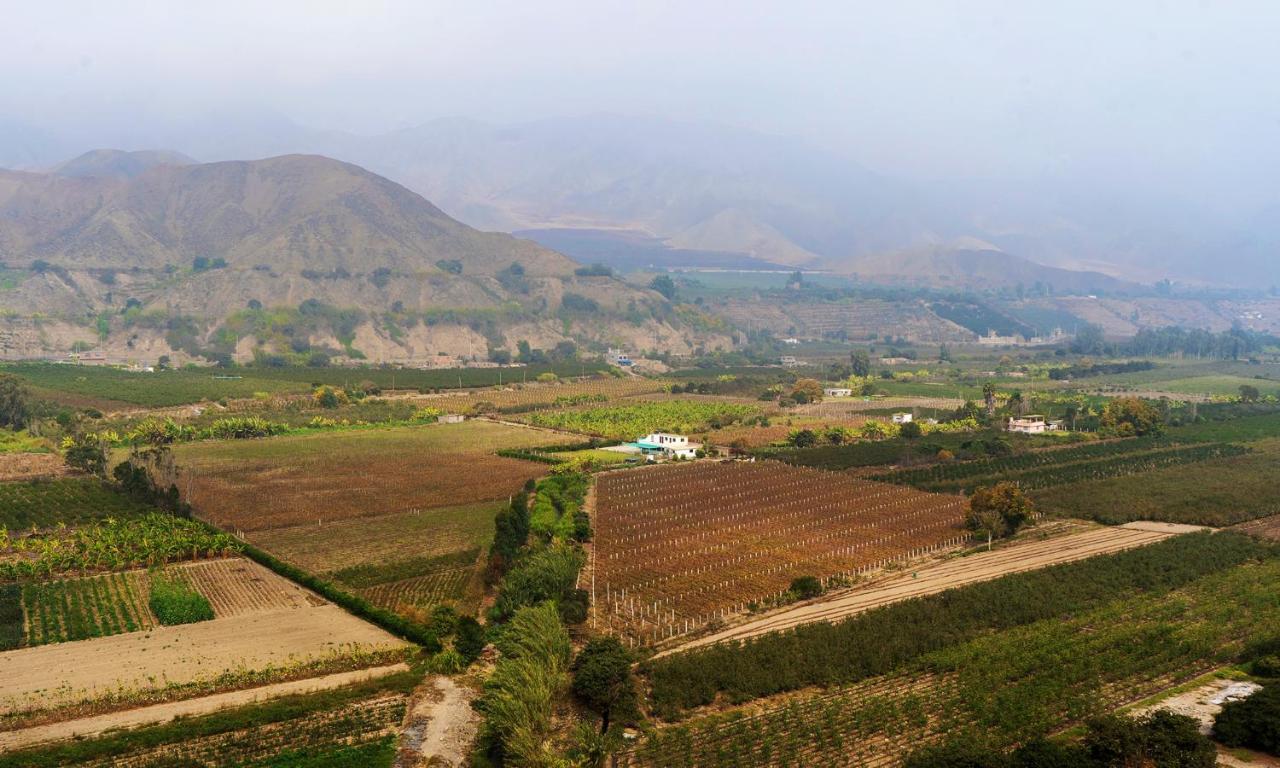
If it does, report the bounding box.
[0,151,727,364]
[3,113,1273,288]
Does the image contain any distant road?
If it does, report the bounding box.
[655,522,1207,658]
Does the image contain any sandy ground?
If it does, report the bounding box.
[396,675,479,768]
[0,452,71,482]
[1130,678,1278,767]
[0,604,410,715]
[656,523,1185,656]
[0,662,409,751]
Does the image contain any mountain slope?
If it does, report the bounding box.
[0,154,575,275]
[0,153,729,364]
[54,149,196,179]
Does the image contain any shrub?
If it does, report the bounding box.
[148,571,214,625]
[1214,685,1280,755]
[789,576,824,600]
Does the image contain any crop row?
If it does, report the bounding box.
[594,462,966,643]
[359,568,474,612]
[644,531,1272,715]
[22,571,155,645]
[870,437,1172,487]
[878,442,1247,493]
[628,553,1280,766]
[0,478,154,531]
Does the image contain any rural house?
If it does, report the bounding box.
[824,387,853,397]
[1007,415,1062,434]
[634,432,701,460]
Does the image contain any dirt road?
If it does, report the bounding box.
[396,675,479,768]
[656,522,1203,657]
[0,663,409,751]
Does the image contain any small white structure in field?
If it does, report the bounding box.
[824,387,853,398]
[634,432,701,460]
[783,337,801,345]
[438,414,466,424]
[892,412,914,424]
[1008,415,1060,434]
[780,355,800,367]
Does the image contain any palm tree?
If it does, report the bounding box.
[982,382,997,418]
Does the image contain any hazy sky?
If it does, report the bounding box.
[4,1,1279,213]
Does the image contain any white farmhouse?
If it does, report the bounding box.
[634,432,701,460]
[824,387,853,398]
[892,413,914,424]
[1007,415,1061,434]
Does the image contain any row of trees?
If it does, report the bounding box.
[642,531,1269,717]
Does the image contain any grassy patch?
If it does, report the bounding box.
[329,547,480,589]
[148,570,214,625]
[0,430,51,454]
[0,583,22,650]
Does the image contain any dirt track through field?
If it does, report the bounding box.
[656,522,1205,657]
[0,605,409,715]
[0,663,409,751]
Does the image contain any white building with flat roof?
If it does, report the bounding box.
[634,432,701,460]
[1008,415,1062,434]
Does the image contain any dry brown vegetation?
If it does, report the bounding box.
[176,421,566,532]
[593,461,966,644]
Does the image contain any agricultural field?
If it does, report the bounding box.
[0,580,409,723]
[1236,513,1280,541]
[792,396,966,418]
[628,535,1280,767]
[0,453,71,483]
[20,571,156,645]
[0,361,610,409]
[175,420,566,532]
[872,437,1246,494]
[1034,439,1280,526]
[412,374,665,414]
[0,670,416,767]
[524,400,760,440]
[0,477,155,530]
[703,415,877,449]
[593,461,967,644]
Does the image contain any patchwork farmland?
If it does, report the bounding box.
[592,461,967,644]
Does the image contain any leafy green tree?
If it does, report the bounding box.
[982,382,998,418]
[1100,397,1163,437]
[0,374,30,430]
[966,482,1034,549]
[1214,684,1280,755]
[900,420,924,440]
[63,433,109,478]
[1086,710,1216,768]
[790,378,823,404]
[790,428,818,448]
[572,637,636,733]
[1071,323,1107,355]
[851,349,871,377]
[454,615,487,663]
[1240,384,1262,403]
[649,274,677,300]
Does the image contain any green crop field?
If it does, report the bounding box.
[632,550,1280,767]
[872,438,1246,494]
[0,671,415,768]
[21,571,155,645]
[0,361,611,408]
[1034,439,1280,526]
[0,478,156,530]
[525,400,759,439]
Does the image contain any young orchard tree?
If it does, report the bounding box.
[572,637,636,733]
[965,482,1034,550]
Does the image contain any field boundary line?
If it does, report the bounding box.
[0,662,410,751]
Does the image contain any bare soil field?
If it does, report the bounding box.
[593,461,967,644]
[176,420,566,532]
[1236,513,1280,541]
[410,376,665,413]
[175,557,326,617]
[704,416,877,448]
[659,522,1183,655]
[0,452,72,482]
[0,604,410,716]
